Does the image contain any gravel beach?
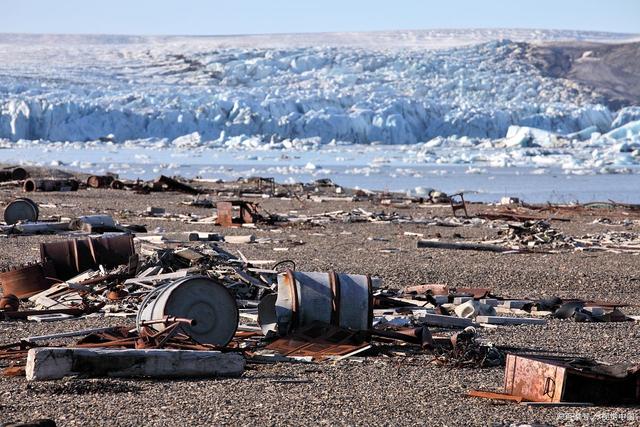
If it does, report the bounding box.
[1,186,639,427]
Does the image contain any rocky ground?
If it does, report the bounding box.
[0,185,639,427]
[528,41,640,109]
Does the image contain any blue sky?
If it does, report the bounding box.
[2,0,639,35]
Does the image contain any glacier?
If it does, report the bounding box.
[0,30,639,202]
[0,31,637,146]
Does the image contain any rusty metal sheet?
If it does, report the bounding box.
[2,366,26,377]
[504,354,566,403]
[40,234,135,281]
[265,322,369,360]
[0,303,103,320]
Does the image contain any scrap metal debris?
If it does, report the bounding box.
[0,173,638,411]
[470,354,640,405]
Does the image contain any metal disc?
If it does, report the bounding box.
[4,198,39,225]
[160,276,238,346]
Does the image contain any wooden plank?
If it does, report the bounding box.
[123,269,191,285]
[476,316,547,325]
[26,348,245,380]
[418,240,509,252]
[418,313,475,328]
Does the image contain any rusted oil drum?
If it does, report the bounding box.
[137,276,238,346]
[23,179,79,192]
[3,198,39,225]
[0,263,54,299]
[10,168,28,181]
[110,179,125,190]
[0,168,27,182]
[86,175,115,188]
[273,271,373,335]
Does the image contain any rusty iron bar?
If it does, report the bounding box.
[138,316,196,327]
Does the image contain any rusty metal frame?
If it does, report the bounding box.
[450,192,468,217]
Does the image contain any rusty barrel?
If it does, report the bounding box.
[110,179,125,190]
[24,179,79,192]
[0,168,28,182]
[3,197,39,225]
[274,271,373,335]
[10,167,28,180]
[86,175,115,188]
[0,171,12,182]
[0,263,54,299]
[137,276,238,346]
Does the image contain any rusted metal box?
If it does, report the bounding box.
[504,354,640,404]
[504,354,567,402]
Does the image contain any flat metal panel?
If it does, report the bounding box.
[504,354,566,402]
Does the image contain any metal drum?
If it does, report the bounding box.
[0,262,54,299]
[86,175,115,188]
[274,270,373,335]
[3,198,39,225]
[23,179,79,192]
[137,276,238,346]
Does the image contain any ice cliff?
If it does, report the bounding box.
[0,32,638,150]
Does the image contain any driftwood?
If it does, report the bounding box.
[156,175,202,195]
[417,240,510,253]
